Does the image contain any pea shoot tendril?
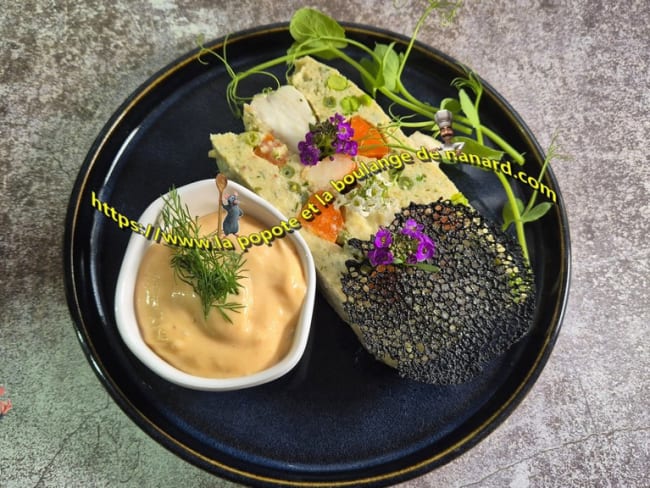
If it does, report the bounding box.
[199,2,564,264]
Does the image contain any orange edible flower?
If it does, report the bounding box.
[254,133,288,167]
[299,192,344,243]
[349,115,390,158]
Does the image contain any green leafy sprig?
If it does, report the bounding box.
[446,71,534,262]
[501,131,570,233]
[160,188,246,322]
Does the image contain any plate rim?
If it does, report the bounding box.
[63,21,572,487]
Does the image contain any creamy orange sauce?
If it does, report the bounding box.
[134,212,307,378]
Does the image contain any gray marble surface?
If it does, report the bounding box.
[1,0,648,486]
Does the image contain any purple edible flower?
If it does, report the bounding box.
[366,219,436,269]
[414,233,436,262]
[298,138,320,166]
[298,113,357,165]
[333,139,358,157]
[368,246,394,266]
[374,228,392,248]
[401,218,424,238]
[332,113,354,139]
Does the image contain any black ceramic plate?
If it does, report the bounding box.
[64,23,570,487]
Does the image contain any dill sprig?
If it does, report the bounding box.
[160,188,246,322]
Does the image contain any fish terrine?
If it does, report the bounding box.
[209,56,534,383]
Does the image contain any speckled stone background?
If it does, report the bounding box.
[1,0,648,486]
